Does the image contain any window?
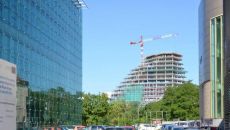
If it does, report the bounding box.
[210,15,223,118]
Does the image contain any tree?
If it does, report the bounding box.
[161,83,199,120]
[82,93,109,125]
[106,101,139,126]
[81,83,199,125]
[141,83,199,121]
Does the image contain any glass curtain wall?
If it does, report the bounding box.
[210,15,224,118]
[0,0,82,129]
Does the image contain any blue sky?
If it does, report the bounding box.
[83,0,200,94]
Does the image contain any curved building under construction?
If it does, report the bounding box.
[111,52,186,104]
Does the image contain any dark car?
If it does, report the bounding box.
[184,128,200,130]
[105,127,127,130]
[161,124,174,130]
[172,126,185,130]
[121,126,135,130]
[86,125,106,130]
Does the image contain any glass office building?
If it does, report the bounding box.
[0,0,82,129]
[199,0,224,127]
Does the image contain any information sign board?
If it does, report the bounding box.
[0,59,17,130]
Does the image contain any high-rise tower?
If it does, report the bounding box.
[0,0,84,128]
[111,53,186,104]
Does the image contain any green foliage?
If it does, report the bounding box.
[81,83,199,125]
[144,101,163,112]
[82,93,109,125]
[162,83,199,120]
[106,101,139,126]
[141,83,199,121]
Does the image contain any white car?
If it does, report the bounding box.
[177,121,189,128]
[138,124,156,130]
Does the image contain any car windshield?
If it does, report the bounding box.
[179,123,188,125]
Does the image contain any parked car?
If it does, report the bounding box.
[74,125,86,130]
[184,128,200,130]
[105,126,136,130]
[187,121,200,128]
[43,127,61,130]
[59,125,75,130]
[121,126,135,130]
[86,125,106,130]
[177,122,188,128]
[138,124,156,130]
[105,127,125,130]
[161,124,174,130]
[171,126,184,130]
[155,124,162,130]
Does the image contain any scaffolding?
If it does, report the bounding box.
[119,84,144,102]
[111,52,186,104]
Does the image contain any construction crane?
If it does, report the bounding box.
[130,33,178,63]
[129,33,178,102]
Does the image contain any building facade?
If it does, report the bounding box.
[199,0,224,127]
[224,0,230,128]
[0,0,83,129]
[111,53,186,104]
